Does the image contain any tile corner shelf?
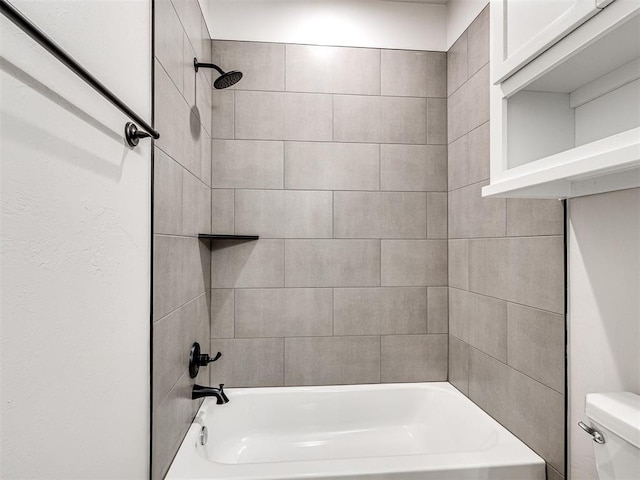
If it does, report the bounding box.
[198,234,260,241]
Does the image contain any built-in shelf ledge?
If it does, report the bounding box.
[198,234,259,240]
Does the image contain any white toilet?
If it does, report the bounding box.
[583,392,640,480]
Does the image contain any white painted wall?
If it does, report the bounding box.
[446,0,489,48]
[200,0,488,52]
[568,187,640,480]
[0,0,151,478]
[201,0,447,51]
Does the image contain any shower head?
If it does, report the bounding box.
[213,70,243,89]
[193,58,243,89]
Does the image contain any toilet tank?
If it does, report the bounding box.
[585,392,640,480]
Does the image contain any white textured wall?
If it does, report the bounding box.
[201,0,447,51]
[568,188,640,480]
[0,0,151,478]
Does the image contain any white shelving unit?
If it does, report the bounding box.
[485,0,640,199]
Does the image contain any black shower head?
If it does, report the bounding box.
[214,70,243,89]
[193,58,243,89]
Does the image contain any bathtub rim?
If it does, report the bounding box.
[165,381,546,480]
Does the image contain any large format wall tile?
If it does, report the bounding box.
[447,8,565,476]
[507,303,565,393]
[285,240,381,287]
[467,7,489,77]
[156,60,201,177]
[467,122,490,183]
[381,335,448,382]
[154,147,183,235]
[447,32,467,95]
[285,336,381,385]
[211,240,284,288]
[506,198,564,236]
[381,50,446,98]
[211,140,284,189]
[334,192,427,239]
[468,236,564,313]
[448,288,507,362]
[235,288,333,337]
[153,294,209,403]
[182,171,211,236]
[427,98,448,145]
[235,91,333,141]
[154,236,209,321]
[285,142,380,191]
[152,371,198,480]
[380,145,447,192]
[449,336,469,394]
[468,348,565,474]
[210,338,284,387]
[381,240,447,286]
[465,64,490,132]
[155,0,185,94]
[211,189,234,233]
[333,95,380,143]
[448,239,469,290]
[334,95,428,144]
[427,192,448,239]
[211,41,285,91]
[211,89,234,139]
[448,135,468,190]
[449,181,506,238]
[211,289,234,338]
[333,287,427,335]
[235,190,333,238]
[427,287,449,333]
[286,44,380,95]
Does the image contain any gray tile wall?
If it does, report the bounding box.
[152,0,213,478]
[446,7,566,479]
[209,40,448,389]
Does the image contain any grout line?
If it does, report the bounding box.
[448,286,564,317]
[468,344,565,396]
[223,137,446,146]
[228,87,447,101]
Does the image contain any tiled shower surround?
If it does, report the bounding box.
[152,5,565,480]
[152,0,212,478]
[207,40,449,388]
[446,7,566,479]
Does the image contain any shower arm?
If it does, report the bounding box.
[193,59,225,75]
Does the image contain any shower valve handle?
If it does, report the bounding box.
[198,351,222,365]
[189,342,221,378]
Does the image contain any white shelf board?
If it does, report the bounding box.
[483,127,640,198]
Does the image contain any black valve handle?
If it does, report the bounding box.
[188,342,222,378]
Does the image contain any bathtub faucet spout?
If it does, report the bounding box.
[192,384,229,404]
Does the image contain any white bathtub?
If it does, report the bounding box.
[166,382,545,480]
